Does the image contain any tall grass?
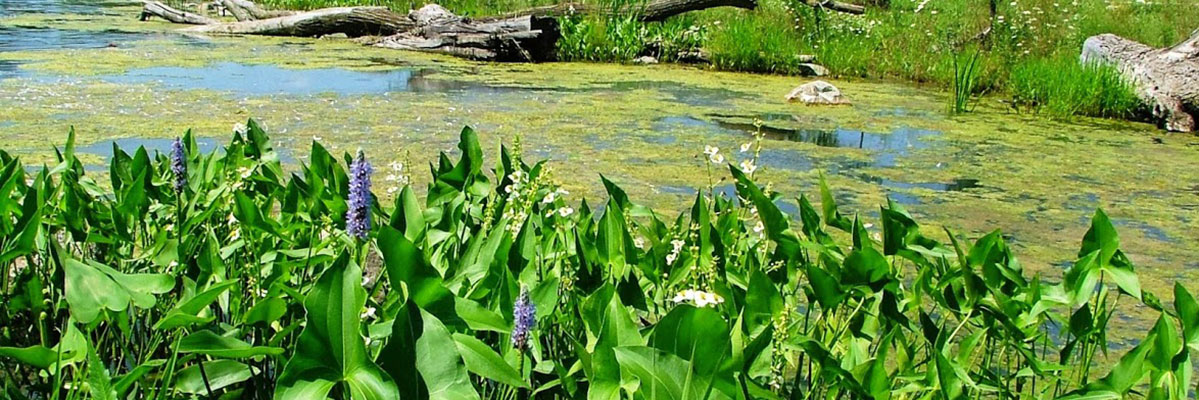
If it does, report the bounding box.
[1009,55,1144,119]
[949,48,982,114]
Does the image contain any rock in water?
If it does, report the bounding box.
[785,80,848,105]
[797,63,829,76]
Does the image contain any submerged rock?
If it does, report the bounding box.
[785,80,848,105]
[797,63,829,76]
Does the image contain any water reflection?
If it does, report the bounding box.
[77,137,221,161]
[0,26,146,52]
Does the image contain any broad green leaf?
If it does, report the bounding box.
[64,258,174,323]
[274,254,398,400]
[414,309,480,400]
[452,333,527,388]
[175,360,253,395]
[0,345,57,369]
[179,330,283,359]
[155,280,238,330]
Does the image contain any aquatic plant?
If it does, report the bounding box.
[171,136,186,194]
[346,149,373,240]
[511,287,536,351]
[0,119,1194,399]
[949,47,982,114]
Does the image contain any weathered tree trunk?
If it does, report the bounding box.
[800,0,864,14]
[140,0,218,25]
[1082,30,1199,132]
[145,0,759,61]
[374,5,559,61]
[502,0,760,22]
[220,0,294,21]
[182,6,413,36]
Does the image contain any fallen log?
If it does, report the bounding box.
[220,0,294,21]
[375,5,559,61]
[143,0,758,62]
[500,0,759,22]
[182,6,413,36]
[1082,30,1199,132]
[140,0,218,25]
[800,0,864,14]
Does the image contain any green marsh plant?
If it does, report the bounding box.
[0,120,1195,399]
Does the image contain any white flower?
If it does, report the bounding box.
[558,207,574,217]
[672,289,725,308]
[634,237,646,249]
[666,253,678,265]
[542,191,557,204]
[753,221,764,233]
[361,307,376,319]
[709,153,725,164]
[313,135,322,142]
[703,145,719,156]
[740,142,752,153]
[238,166,253,179]
[739,159,757,174]
[671,239,685,251]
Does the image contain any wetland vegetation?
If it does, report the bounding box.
[0,122,1195,399]
[1,0,1198,398]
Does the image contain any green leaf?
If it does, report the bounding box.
[452,333,527,388]
[613,346,709,400]
[179,330,283,359]
[649,305,731,378]
[155,280,238,330]
[413,309,480,400]
[174,360,253,395]
[378,226,459,326]
[0,345,57,369]
[64,258,174,323]
[1174,283,1199,350]
[744,269,783,336]
[274,253,399,400]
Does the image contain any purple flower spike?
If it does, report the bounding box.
[171,137,186,194]
[511,287,536,351]
[346,150,373,240]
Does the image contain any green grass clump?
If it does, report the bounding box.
[1,120,1196,399]
[1009,55,1144,119]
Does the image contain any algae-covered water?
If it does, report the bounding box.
[2,0,1197,343]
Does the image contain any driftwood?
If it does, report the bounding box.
[182,6,412,36]
[800,0,864,14]
[374,5,558,61]
[500,0,758,22]
[220,0,294,21]
[140,0,217,24]
[143,0,767,61]
[1082,30,1199,132]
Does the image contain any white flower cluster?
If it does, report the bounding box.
[672,289,725,308]
[384,161,409,195]
[666,239,685,265]
[703,145,725,164]
[504,170,528,201]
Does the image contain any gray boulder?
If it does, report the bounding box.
[785,80,848,105]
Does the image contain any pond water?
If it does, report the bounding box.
[1,0,1197,342]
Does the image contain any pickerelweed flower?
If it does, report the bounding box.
[346,150,373,240]
[511,287,536,351]
[170,137,186,194]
